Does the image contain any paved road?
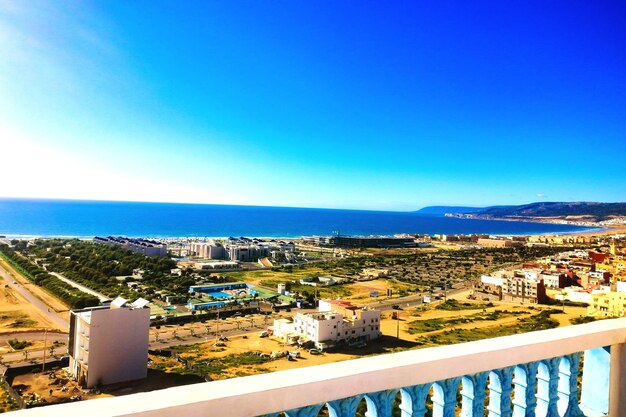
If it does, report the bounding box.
[0,261,69,330]
[0,331,67,344]
[0,321,266,365]
[364,285,469,311]
[48,272,109,302]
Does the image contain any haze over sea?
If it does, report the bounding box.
[0,198,600,239]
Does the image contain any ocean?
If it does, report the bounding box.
[0,198,599,238]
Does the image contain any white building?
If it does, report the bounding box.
[273,299,381,348]
[480,275,504,287]
[194,261,240,270]
[69,297,150,387]
[190,241,226,259]
[556,286,592,304]
[539,272,566,289]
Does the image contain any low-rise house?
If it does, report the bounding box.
[273,299,381,349]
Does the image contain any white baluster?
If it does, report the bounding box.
[512,362,538,417]
[400,384,430,417]
[488,368,513,417]
[460,372,488,417]
[327,395,363,417]
[536,358,560,417]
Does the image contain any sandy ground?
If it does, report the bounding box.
[342,280,414,301]
[0,257,70,319]
[161,297,590,381]
[575,224,626,236]
[10,295,593,405]
[0,263,63,333]
[12,368,204,406]
[1,258,70,314]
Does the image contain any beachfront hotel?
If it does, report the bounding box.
[9,317,626,416]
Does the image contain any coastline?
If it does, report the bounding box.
[564,224,626,237]
[1,226,622,242]
[0,200,607,240]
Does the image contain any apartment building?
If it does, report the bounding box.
[68,297,150,387]
[588,291,626,318]
[93,236,167,257]
[502,276,546,304]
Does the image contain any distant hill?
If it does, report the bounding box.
[476,202,626,220]
[416,202,626,221]
[415,206,486,215]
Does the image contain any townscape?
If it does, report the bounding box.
[2,2,626,415]
[1,227,625,412]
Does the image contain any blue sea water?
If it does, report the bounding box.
[0,198,599,238]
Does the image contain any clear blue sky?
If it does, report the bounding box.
[1,1,625,211]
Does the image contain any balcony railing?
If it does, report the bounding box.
[8,318,626,417]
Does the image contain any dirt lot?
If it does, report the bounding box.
[11,367,205,407]
[343,279,414,301]
[154,297,589,382]
[10,297,591,405]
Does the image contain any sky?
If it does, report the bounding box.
[1,1,625,211]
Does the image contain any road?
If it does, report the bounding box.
[0,261,69,330]
[48,272,109,302]
[0,331,67,345]
[0,318,269,365]
[364,285,470,311]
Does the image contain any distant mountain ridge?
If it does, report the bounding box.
[477,202,626,220]
[417,202,626,221]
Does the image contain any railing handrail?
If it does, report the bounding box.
[8,317,626,417]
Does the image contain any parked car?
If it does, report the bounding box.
[308,348,321,355]
[259,331,269,338]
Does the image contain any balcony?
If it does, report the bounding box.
[9,318,626,417]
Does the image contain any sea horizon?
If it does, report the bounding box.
[0,197,602,239]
